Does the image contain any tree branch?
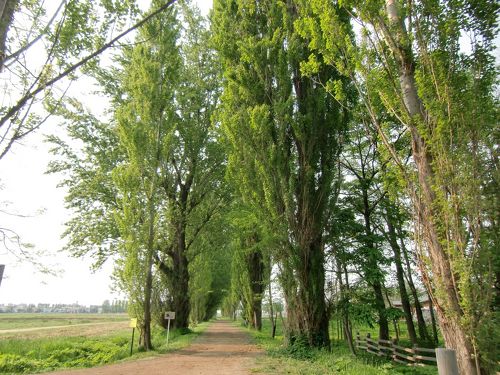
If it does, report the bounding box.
[0,0,177,135]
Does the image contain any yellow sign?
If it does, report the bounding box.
[129,318,137,328]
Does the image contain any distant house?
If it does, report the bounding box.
[389,295,434,321]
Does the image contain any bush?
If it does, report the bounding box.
[279,335,318,361]
[0,354,39,374]
[47,341,123,367]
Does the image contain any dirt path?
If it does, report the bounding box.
[45,320,263,375]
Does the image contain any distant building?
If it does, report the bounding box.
[389,295,434,321]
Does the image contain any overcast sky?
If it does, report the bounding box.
[0,0,213,306]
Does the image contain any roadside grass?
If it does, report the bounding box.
[0,314,128,330]
[0,321,209,374]
[245,319,437,375]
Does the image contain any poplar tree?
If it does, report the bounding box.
[113,1,180,350]
[212,0,353,348]
[153,2,226,329]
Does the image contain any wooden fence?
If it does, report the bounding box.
[355,332,437,367]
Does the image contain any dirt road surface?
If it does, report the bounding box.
[44,320,263,375]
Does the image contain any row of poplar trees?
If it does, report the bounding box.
[44,1,497,374]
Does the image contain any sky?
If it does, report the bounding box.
[0,0,213,306]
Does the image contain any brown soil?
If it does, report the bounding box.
[44,320,263,375]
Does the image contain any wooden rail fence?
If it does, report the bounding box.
[355,332,437,367]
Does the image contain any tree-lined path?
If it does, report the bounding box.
[45,321,262,375]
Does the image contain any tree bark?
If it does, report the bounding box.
[142,253,154,350]
[0,0,18,69]
[171,223,190,329]
[268,277,276,338]
[361,190,389,340]
[335,252,355,354]
[427,290,439,345]
[247,248,264,331]
[385,207,418,344]
[142,191,157,351]
[398,228,430,342]
[294,236,330,348]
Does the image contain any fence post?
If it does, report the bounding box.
[356,332,360,348]
[391,338,397,361]
[436,348,459,375]
[413,344,419,366]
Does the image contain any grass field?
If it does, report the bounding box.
[247,318,438,375]
[0,313,128,330]
[0,313,209,374]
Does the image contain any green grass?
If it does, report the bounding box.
[0,314,128,330]
[0,321,209,374]
[244,319,437,375]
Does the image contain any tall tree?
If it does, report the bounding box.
[340,121,392,340]
[112,1,180,350]
[213,0,352,348]
[154,2,226,330]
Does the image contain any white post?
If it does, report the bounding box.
[166,318,171,346]
[436,348,459,375]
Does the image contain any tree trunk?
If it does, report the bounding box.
[268,270,276,338]
[171,225,190,329]
[398,226,431,343]
[142,199,156,351]
[427,290,439,345]
[335,253,355,354]
[0,0,18,69]
[361,190,389,340]
[248,249,264,331]
[381,2,478,372]
[372,280,389,340]
[384,287,400,342]
[142,258,153,350]
[294,236,330,348]
[385,208,418,344]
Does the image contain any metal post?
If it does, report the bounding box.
[166,318,171,346]
[130,328,135,356]
[436,348,459,375]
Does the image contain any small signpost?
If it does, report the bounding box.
[129,318,137,356]
[164,311,175,346]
